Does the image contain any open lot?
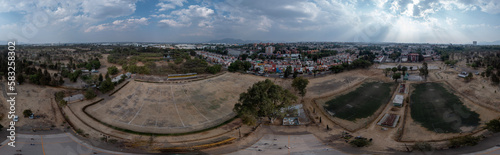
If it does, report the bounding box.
[86,73,266,134]
[410,82,480,133]
[322,82,394,121]
[228,134,346,155]
[0,133,136,155]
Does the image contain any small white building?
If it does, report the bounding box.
[393,95,404,107]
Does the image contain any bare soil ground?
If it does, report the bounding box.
[86,73,267,134]
[0,83,65,131]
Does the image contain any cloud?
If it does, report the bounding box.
[159,19,189,27]
[157,0,187,11]
[82,0,137,19]
[156,5,214,28]
[85,17,148,32]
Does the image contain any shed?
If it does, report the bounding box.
[393,95,404,107]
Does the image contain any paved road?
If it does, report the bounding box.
[228,134,347,155]
[0,133,139,155]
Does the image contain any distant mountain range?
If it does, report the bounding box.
[478,40,500,45]
[205,38,267,44]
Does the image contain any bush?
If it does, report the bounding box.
[412,142,432,151]
[449,135,481,148]
[55,91,65,102]
[107,66,119,75]
[485,119,500,133]
[349,138,371,147]
[84,88,97,99]
[206,64,222,74]
[23,109,33,117]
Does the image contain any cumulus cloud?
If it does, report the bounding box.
[156,5,214,28]
[159,19,189,27]
[157,0,187,11]
[82,0,137,19]
[85,17,148,32]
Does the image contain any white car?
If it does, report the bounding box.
[13,115,19,122]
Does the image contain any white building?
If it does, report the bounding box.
[265,46,275,55]
[393,95,404,107]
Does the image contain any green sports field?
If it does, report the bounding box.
[323,82,395,121]
[410,83,480,133]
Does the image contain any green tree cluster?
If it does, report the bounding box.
[99,77,115,93]
[107,66,119,75]
[84,88,97,99]
[292,77,309,97]
[486,119,500,132]
[228,60,251,72]
[233,79,297,125]
[449,135,481,148]
[206,64,222,74]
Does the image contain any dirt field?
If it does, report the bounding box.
[0,83,65,130]
[86,73,267,134]
[434,63,500,111]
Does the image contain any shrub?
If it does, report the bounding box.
[485,119,500,133]
[23,109,33,117]
[84,88,97,99]
[107,66,119,75]
[349,138,371,147]
[449,135,481,148]
[412,142,432,151]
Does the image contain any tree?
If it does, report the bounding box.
[419,62,429,79]
[485,119,500,133]
[465,73,473,82]
[284,66,292,78]
[98,73,103,82]
[233,79,297,125]
[392,67,398,74]
[59,77,64,85]
[243,61,252,71]
[330,65,344,74]
[292,70,298,78]
[99,77,115,93]
[383,68,391,77]
[107,66,119,75]
[492,74,499,84]
[16,74,25,84]
[228,60,244,72]
[23,109,33,117]
[189,51,197,56]
[401,66,408,75]
[69,70,82,82]
[449,135,481,148]
[292,77,309,98]
[206,64,222,74]
[84,88,97,99]
[240,54,248,60]
[349,138,371,147]
[392,73,401,82]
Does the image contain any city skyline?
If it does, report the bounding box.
[1,0,500,44]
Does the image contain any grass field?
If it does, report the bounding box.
[410,83,480,133]
[323,82,394,121]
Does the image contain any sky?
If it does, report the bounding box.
[0,0,499,44]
